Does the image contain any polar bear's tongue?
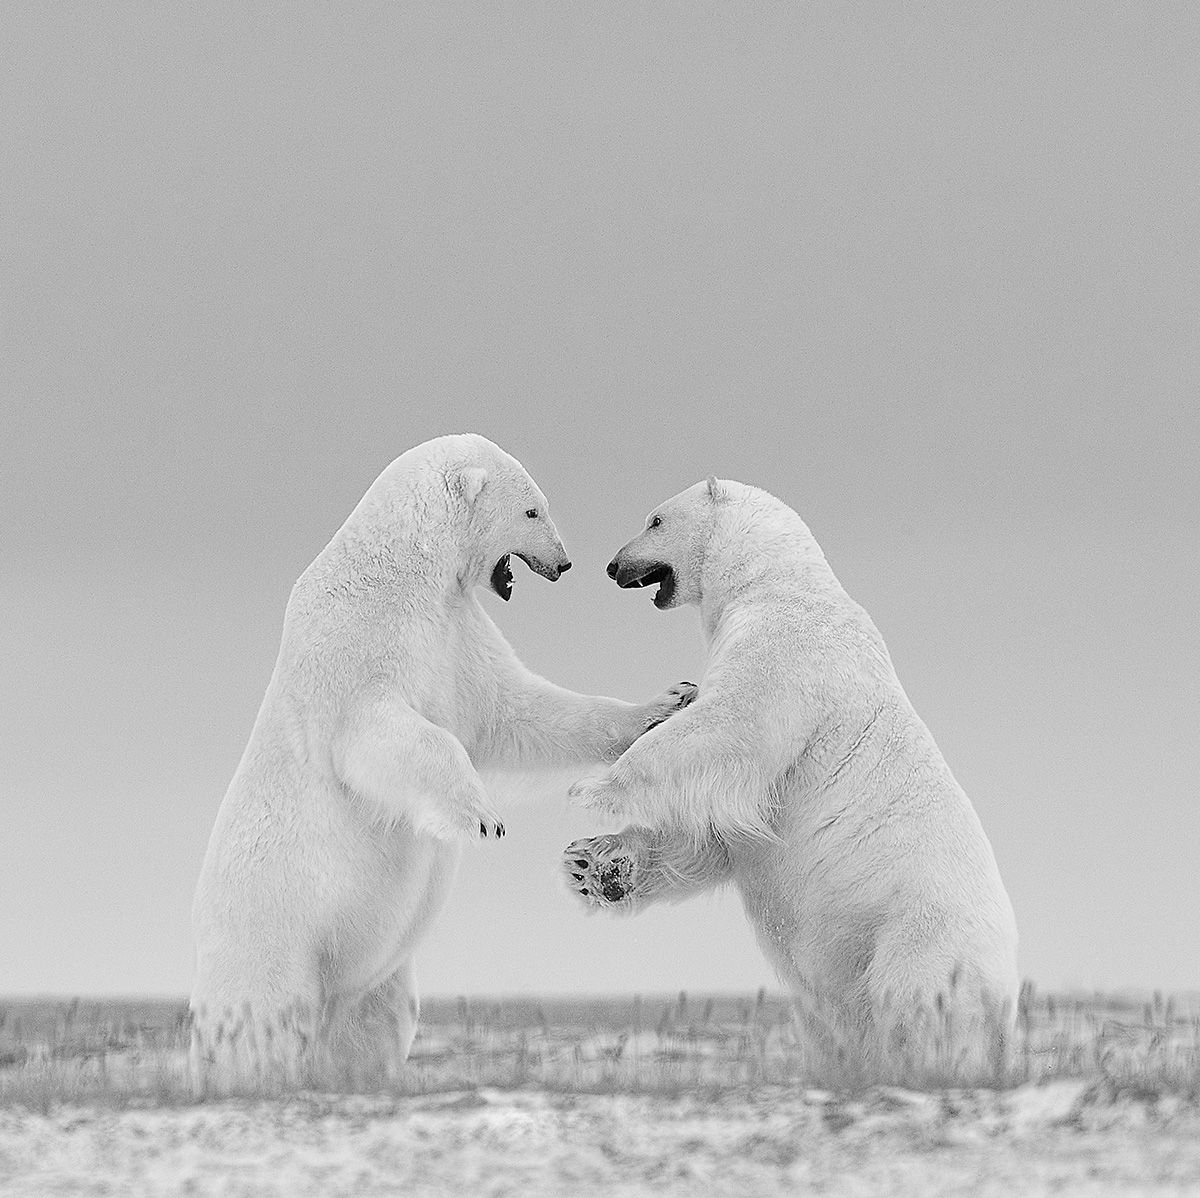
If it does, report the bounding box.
[491,554,514,601]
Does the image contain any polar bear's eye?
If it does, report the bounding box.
[649,515,662,529]
[525,508,539,519]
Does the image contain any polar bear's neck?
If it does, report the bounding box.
[293,488,471,624]
[699,507,843,641]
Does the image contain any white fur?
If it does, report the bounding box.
[190,434,693,1085]
[567,479,1019,1074]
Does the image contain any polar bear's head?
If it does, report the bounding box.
[606,476,826,611]
[605,477,727,610]
[449,436,573,602]
[347,434,572,602]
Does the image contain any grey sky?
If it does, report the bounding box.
[2,2,1197,997]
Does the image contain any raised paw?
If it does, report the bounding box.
[642,680,699,732]
[418,790,506,842]
[422,807,506,842]
[562,835,640,910]
[459,788,506,840]
[566,775,619,815]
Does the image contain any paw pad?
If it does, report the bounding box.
[562,838,637,909]
[597,862,628,904]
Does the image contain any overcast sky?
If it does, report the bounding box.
[2,2,1197,999]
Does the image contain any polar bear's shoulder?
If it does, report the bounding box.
[715,585,889,677]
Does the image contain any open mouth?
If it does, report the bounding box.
[626,563,675,608]
[490,554,514,601]
[491,552,567,599]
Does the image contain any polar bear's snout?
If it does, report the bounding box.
[607,550,672,591]
[515,551,571,582]
[490,551,570,600]
[612,560,672,590]
[607,550,676,608]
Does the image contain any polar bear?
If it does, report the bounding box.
[190,434,695,1086]
[563,477,1019,1077]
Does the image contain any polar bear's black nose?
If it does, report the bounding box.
[606,558,619,579]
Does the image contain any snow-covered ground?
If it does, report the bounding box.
[2,1081,1198,1197]
[2,993,1197,1194]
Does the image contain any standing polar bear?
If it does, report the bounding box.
[564,477,1018,1075]
[191,434,694,1083]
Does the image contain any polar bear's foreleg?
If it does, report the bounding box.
[567,701,775,841]
[562,827,732,912]
[484,672,698,768]
[334,690,506,839]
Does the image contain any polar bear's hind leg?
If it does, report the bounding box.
[323,959,421,1083]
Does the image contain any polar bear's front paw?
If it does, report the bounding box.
[566,775,621,816]
[468,795,506,839]
[420,794,506,841]
[478,816,506,840]
[641,681,698,732]
[562,835,640,910]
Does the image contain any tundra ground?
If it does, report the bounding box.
[1,990,1196,1196]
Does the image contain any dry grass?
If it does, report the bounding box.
[2,990,1198,1196]
[1,984,1197,1110]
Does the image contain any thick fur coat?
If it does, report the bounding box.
[565,478,1019,1074]
[191,434,693,1083]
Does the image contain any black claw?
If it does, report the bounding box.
[575,859,588,869]
[497,823,505,838]
[571,873,583,881]
[580,888,589,896]
[480,822,487,837]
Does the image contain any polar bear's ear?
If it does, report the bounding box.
[706,475,728,502]
[453,467,488,506]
